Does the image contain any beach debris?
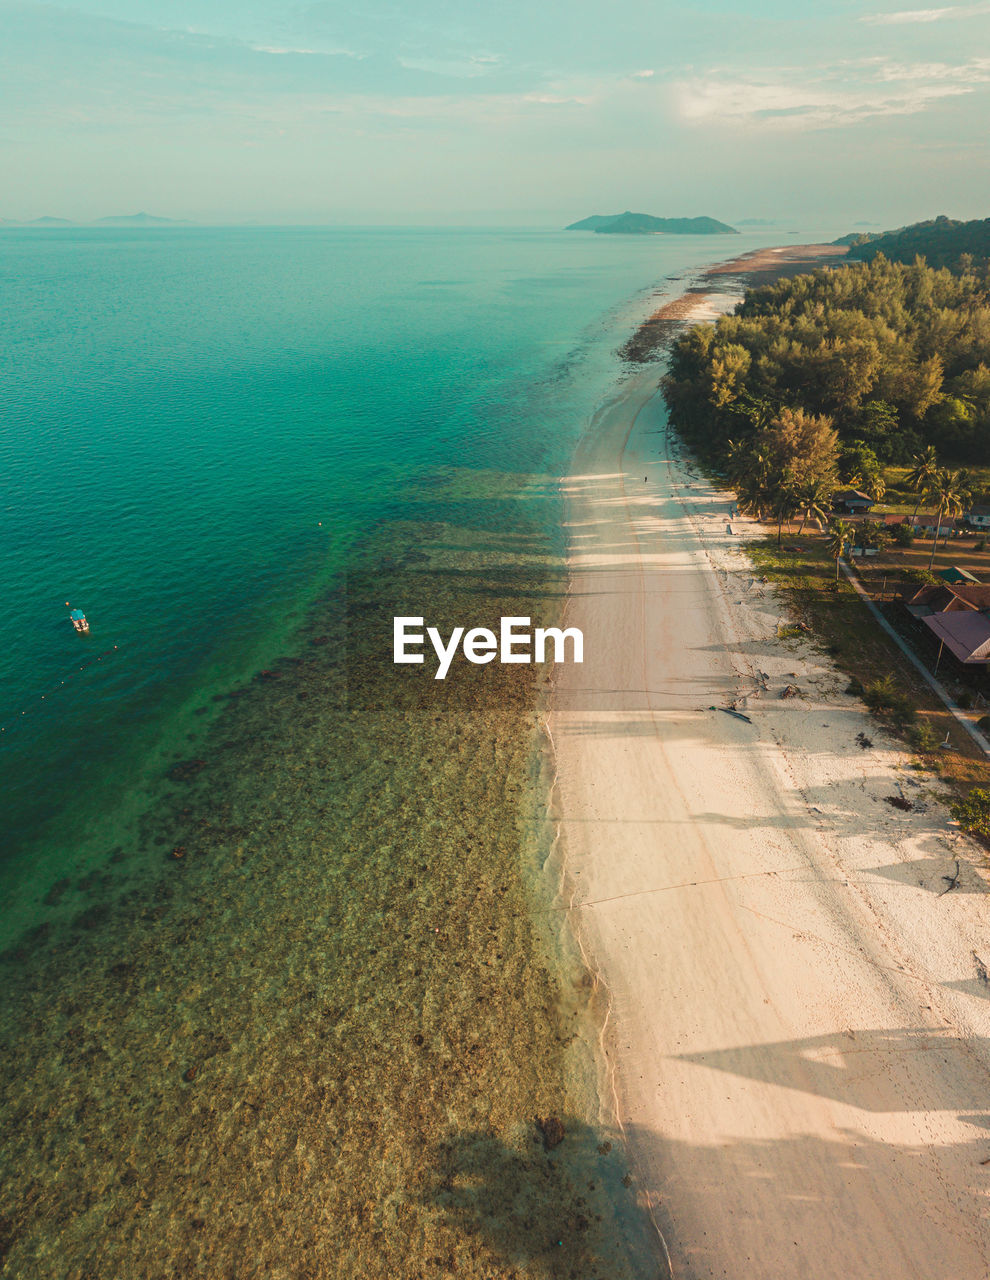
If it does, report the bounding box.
[710,706,753,724]
[856,732,873,749]
[535,1115,565,1150]
[781,684,801,699]
[939,860,962,896]
[884,795,913,811]
[170,846,186,860]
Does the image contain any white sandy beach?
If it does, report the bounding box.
[549,303,990,1279]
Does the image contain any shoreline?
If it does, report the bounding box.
[619,243,848,363]
[549,247,990,1277]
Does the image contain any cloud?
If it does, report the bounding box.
[862,2,990,23]
[875,58,990,81]
[397,52,503,79]
[521,92,591,106]
[249,44,360,58]
[675,57,990,130]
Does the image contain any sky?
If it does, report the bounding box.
[2,0,990,226]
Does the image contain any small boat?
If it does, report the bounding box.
[66,603,89,634]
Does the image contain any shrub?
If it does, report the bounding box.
[901,567,939,586]
[863,676,898,711]
[889,696,918,728]
[957,691,974,710]
[976,538,987,552]
[864,676,917,727]
[951,788,990,838]
[892,523,915,546]
[906,720,938,752]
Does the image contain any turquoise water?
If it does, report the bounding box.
[1,223,850,1277]
[1,223,789,912]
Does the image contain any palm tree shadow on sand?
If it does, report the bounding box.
[417,1117,666,1279]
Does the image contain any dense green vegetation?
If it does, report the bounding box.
[565,212,737,234]
[836,215,990,271]
[663,255,990,465]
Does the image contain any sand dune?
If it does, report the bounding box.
[549,344,990,1278]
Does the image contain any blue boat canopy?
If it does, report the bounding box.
[70,609,85,620]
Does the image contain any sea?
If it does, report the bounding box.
[0,222,833,1278]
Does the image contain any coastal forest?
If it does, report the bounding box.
[838,215,990,271]
[663,255,990,474]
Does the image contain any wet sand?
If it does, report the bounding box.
[619,244,847,362]
[550,267,990,1278]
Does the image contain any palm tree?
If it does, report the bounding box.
[796,478,833,533]
[925,468,971,569]
[862,469,886,503]
[732,448,773,520]
[772,480,801,548]
[725,438,754,487]
[906,446,939,521]
[940,467,977,547]
[828,519,854,580]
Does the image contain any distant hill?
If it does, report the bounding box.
[566,211,737,235]
[565,214,624,231]
[95,212,185,225]
[835,215,990,270]
[28,216,72,226]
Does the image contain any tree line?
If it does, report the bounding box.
[713,397,971,572]
[663,255,990,464]
[839,215,990,273]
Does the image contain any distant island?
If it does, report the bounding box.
[566,211,738,235]
[0,212,187,228]
[95,212,186,225]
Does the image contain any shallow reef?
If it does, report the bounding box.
[0,473,656,1279]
